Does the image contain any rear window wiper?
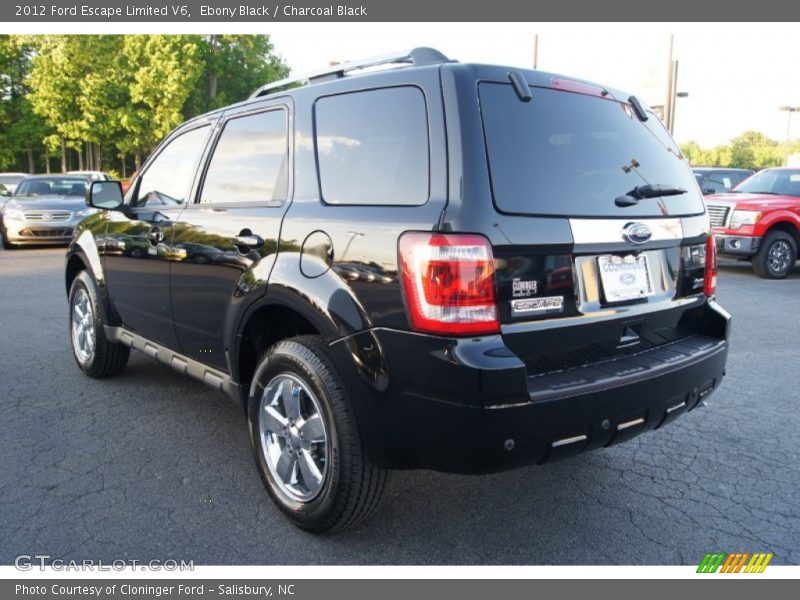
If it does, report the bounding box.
[615,184,687,207]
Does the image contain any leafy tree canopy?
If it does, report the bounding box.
[0,34,288,174]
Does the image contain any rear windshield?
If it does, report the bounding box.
[479,82,704,218]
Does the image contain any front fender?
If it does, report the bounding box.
[66,214,121,325]
[755,211,800,235]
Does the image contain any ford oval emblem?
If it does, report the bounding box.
[621,222,652,245]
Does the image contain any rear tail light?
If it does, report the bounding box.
[398,232,500,335]
[704,234,717,297]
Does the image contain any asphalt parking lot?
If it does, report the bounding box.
[1,245,798,566]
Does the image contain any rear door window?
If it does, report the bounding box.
[314,86,429,205]
[479,82,705,217]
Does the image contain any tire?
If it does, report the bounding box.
[68,270,130,378]
[752,231,797,279]
[247,335,387,533]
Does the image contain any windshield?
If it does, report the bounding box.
[15,177,88,197]
[479,82,704,217]
[734,169,800,197]
[695,170,735,193]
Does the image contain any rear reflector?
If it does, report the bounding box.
[704,234,717,297]
[398,232,500,335]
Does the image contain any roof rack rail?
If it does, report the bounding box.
[249,47,451,99]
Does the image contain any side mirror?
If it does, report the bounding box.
[87,180,124,210]
[0,189,10,197]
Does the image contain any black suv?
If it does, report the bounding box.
[66,48,730,532]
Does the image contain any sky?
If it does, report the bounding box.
[267,22,800,147]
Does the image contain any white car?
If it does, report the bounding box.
[0,172,29,194]
[66,170,113,181]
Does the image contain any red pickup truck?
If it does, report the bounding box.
[705,167,800,278]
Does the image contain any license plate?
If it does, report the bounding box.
[597,254,654,302]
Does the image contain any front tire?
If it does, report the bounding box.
[68,270,130,378]
[752,231,797,279]
[247,336,387,533]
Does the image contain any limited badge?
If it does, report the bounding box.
[512,278,538,297]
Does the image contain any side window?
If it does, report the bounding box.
[133,126,210,208]
[314,86,429,205]
[200,109,289,205]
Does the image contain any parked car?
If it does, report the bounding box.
[705,167,800,278]
[693,167,754,195]
[65,48,730,532]
[67,170,113,181]
[1,175,94,248]
[0,172,29,196]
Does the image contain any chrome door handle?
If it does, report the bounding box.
[147,227,165,244]
[233,234,264,250]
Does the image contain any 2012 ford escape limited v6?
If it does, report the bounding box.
[65,49,730,532]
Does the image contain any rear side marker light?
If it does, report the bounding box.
[398,232,500,336]
[704,234,717,297]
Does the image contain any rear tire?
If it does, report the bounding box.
[247,335,387,533]
[68,270,130,378]
[752,231,797,279]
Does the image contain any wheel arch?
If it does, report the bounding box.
[765,219,799,244]
[233,291,334,408]
[65,252,88,296]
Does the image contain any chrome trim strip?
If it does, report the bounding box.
[617,417,645,431]
[502,295,705,335]
[667,401,687,414]
[569,218,683,245]
[104,326,236,399]
[552,434,588,448]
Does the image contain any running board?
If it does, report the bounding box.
[104,326,237,399]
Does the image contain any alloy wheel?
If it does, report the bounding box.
[258,372,329,502]
[767,240,792,275]
[71,288,95,364]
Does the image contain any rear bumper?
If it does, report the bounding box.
[715,233,760,257]
[328,300,730,474]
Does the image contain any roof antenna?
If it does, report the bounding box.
[628,96,649,122]
[508,71,532,102]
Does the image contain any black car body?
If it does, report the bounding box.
[65,48,730,531]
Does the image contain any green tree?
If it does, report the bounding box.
[9,34,288,174]
[679,141,705,166]
[681,131,799,170]
[185,35,289,116]
[729,131,773,169]
[0,35,50,172]
[27,35,90,170]
[119,35,205,168]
